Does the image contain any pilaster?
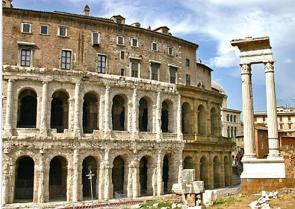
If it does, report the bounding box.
[40,81,48,136]
[155,91,162,141]
[156,150,163,195]
[104,85,111,137]
[74,81,82,137]
[4,79,14,137]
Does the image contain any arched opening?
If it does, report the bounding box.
[162,155,170,193]
[14,156,34,202]
[50,91,69,133]
[183,156,194,169]
[17,89,37,128]
[49,156,67,201]
[213,156,220,188]
[211,108,218,136]
[139,97,152,132]
[224,156,231,186]
[83,92,98,133]
[82,156,97,199]
[161,100,173,133]
[200,156,208,189]
[139,156,149,196]
[182,102,192,134]
[198,105,206,135]
[112,156,125,198]
[112,95,127,131]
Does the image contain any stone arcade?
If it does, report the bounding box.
[2,2,232,208]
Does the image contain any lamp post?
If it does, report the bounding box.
[86,166,95,206]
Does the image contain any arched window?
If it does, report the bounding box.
[231,127,234,138]
[82,156,97,199]
[83,92,98,133]
[112,95,127,131]
[17,89,37,128]
[210,108,218,136]
[182,103,192,134]
[198,105,206,135]
[139,156,152,196]
[227,126,230,138]
[183,156,194,169]
[139,97,152,132]
[162,155,170,193]
[213,156,220,188]
[200,156,208,189]
[161,100,173,133]
[112,156,125,197]
[50,91,69,133]
[224,156,231,186]
[14,156,34,202]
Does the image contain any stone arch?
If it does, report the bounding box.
[213,156,220,188]
[161,99,173,133]
[182,102,192,134]
[49,156,67,201]
[112,156,125,197]
[183,156,194,169]
[50,90,69,133]
[200,156,209,189]
[17,88,37,128]
[224,156,231,186]
[139,155,153,196]
[82,156,98,199]
[138,96,153,132]
[14,156,34,202]
[162,154,172,193]
[83,91,99,133]
[210,107,218,136]
[112,94,128,131]
[198,105,206,135]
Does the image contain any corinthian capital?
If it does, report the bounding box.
[264,62,274,73]
[240,64,251,74]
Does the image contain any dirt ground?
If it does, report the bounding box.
[207,192,295,209]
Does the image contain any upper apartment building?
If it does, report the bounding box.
[2,1,232,208]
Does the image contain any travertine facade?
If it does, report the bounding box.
[2,2,232,208]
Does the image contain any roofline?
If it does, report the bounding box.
[4,7,199,49]
[197,62,213,71]
[221,108,242,113]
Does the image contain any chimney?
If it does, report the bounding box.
[131,22,141,28]
[111,15,125,24]
[83,4,90,16]
[3,0,12,8]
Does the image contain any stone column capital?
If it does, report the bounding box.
[264,62,274,73]
[240,64,251,75]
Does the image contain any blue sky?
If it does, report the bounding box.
[12,0,295,111]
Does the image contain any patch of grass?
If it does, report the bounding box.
[208,196,241,209]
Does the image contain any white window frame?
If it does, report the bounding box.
[130,60,140,78]
[91,32,101,45]
[131,37,139,47]
[97,53,108,74]
[40,24,49,35]
[167,46,173,56]
[21,22,32,33]
[151,42,159,51]
[117,36,125,45]
[60,49,72,70]
[58,25,68,37]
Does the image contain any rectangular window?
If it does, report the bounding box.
[169,66,177,84]
[97,54,107,73]
[186,58,190,67]
[186,74,191,85]
[117,36,124,45]
[20,49,31,67]
[120,51,125,60]
[151,42,158,51]
[121,68,125,76]
[22,23,31,33]
[131,61,139,78]
[168,47,173,56]
[92,32,100,46]
[61,50,72,70]
[40,25,48,35]
[58,26,68,37]
[131,38,138,47]
[151,63,160,81]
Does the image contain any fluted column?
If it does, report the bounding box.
[176,94,183,140]
[265,62,280,158]
[156,150,163,195]
[72,149,80,202]
[4,79,14,137]
[40,81,48,136]
[74,81,82,137]
[155,91,162,141]
[104,85,111,136]
[132,88,138,139]
[241,64,256,159]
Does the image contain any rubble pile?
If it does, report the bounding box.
[249,191,279,209]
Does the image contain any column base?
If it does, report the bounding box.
[241,158,285,179]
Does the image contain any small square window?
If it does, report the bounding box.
[20,49,31,67]
[40,25,48,35]
[151,42,158,51]
[58,26,68,37]
[131,38,138,47]
[22,23,31,33]
[168,47,173,56]
[117,36,124,45]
